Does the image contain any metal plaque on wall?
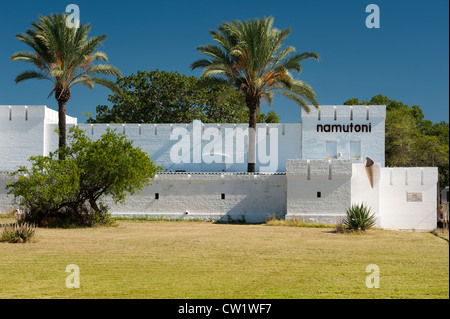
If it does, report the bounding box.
[406,192,423,202]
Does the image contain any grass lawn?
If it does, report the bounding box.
[0,220,448,299]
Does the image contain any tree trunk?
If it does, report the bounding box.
[55,87,71,160]
[89,195,101,213]
[246,95,260,173]
[58,100,67,151]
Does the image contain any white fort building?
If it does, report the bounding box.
[0,104,439,230]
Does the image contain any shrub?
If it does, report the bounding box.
[7,127,161,228]
[342,203,376,232]
[0,223,36,243]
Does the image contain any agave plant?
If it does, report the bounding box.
[0,223,37,243]
[342,203,376,231]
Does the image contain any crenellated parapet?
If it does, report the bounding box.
[301,105,386,120]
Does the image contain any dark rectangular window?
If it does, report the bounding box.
[317,192,321,198]
[155,193,159,200]
[221,193,225,200]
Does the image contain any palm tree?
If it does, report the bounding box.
[191,17,319,172]
[11,13,122,158]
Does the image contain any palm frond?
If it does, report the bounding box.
[90,51,108,62]
[191,59,212,70]
[277,91,311,113]
[196,44,229,61]
[10,51,38,63]
[70,76,95,89]
[14,70,52,84]
[82,64,122,77]
[11,13,120,97]
[191,16,319,112]
[261,92,274,107]
[76,76,121,93]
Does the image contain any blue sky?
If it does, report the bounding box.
[0,0,448,124]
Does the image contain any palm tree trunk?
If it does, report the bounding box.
[55,87,71,160]
[58,100,67,153]
[246,95,260,173]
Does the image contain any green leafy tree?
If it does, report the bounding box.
[261,110,281,123]
[10,13,122,157]
[384,108,419,167]
[8,155,82,226]
[89,70,280,124]
[344,95,449,188]
[191,16,319,172]
[7,127,160,227]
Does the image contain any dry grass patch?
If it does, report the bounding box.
[265,216,334,228]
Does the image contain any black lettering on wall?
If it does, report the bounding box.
[316,123,373,133]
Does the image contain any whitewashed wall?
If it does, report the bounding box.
[32,121,302,173]
[285,159,353,224]
[61,122,301,173]
[0,105,46,171]
[302,105,386,167]
[0,172,287,223]
[0,171,287,223]
[0,173,14,213]
[0,164,438,229]
[351,163,381,228]
[0,105,76,171]
[378,167,438,230]
[1,105,387,173]
[352,164,438,231]
[0,105,439,230]
[108,172,286,223]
